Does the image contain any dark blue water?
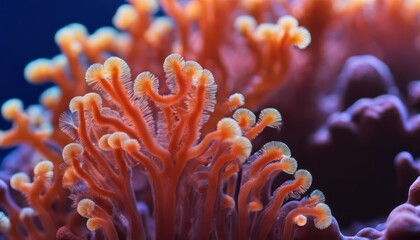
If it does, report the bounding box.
[0,0,124,158]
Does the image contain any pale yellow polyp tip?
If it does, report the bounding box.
[108,132,130,149]
[85,63,105,85]
[217,118,242,140]
[63,167,78,186]
[0,212,11,232]
[69,96,84,113]
[86,218,103,231]
[103,57,131,82]
[113,4,137,30]
[294,214,307,226]
[62,143,84,164]
[255,23,276,41]
[262,141,291,158]
[55,23,87,47]
[281,157,298,175]
[259,108,282,128]
[164,53,185,75]
[310,190,326,203]
[10,172,31,190]
[230,136,252,162]
[84,92,103,108]
[233,108,256,129]
[1,98,23,121]
[34,160,54,176]
[131,0,159,13]
[51,54,68,68]
[123,139,140,152]
[234,15,257,33]
[228,93,245,107]
[134,71,159,97]
[77,199,96,218]
[98,134,113,151]
[294,169,312,192]
[24,58,52,83]
[40,86,61,108]
[277,15,299,31]
[293,27,311,49]
[314,203,332,229]
[194,69,214,86]
[183,61,203,79]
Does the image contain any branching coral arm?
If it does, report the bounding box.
[257,169,312,239]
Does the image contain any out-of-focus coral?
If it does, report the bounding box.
[2,0,420,239]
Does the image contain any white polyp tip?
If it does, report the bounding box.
[0,212,11,232]
[40,86,61,108]
[262,141,291,158]
[123,139,140,152]
[230,136,252,162]
[67,23,88,38]
[134,71,159,96]
[259,108,282,128]
[217,118,242,139]
[89,27,117,49]
[113,4,137,30]
[255,23,276,41]
[19,207,36,220]
[294,27,311,49]
[86,217,102,231]
[146,17,173,38]
[51,54,68,68]
[98,134,112,151]
[55,24,85,46]
[103,57,130,81]
[1,98,24,121]
[62,168,77,187]
[294,214,307,227]
[310,189,326,203]
[132,0,159,13]
[77,199,96,218]
[85,63,105,85]
[108,132,130,149]
[183,61,203,79]
[34,160,54,176]
[163,53,185,74]
[69,96,84,113]
[233,108,256,129]
[10,172,31,190]
[314,203,332,229]
[234,15,257,33]
[24,58,52,83]
[193,69,214,86]
[277,15,299,30]
[62,143,84,164]
[294,169,313,192]
[281,157,298,175]
[84,92,103,108]
[228,93,245,106]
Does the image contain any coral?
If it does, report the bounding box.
[2,0,420,239]
[0,52,334,239]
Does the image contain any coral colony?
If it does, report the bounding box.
[1,0,420,239]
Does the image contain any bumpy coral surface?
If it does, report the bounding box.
[1,0,420,240]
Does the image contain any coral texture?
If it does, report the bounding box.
[1,0,420,240]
